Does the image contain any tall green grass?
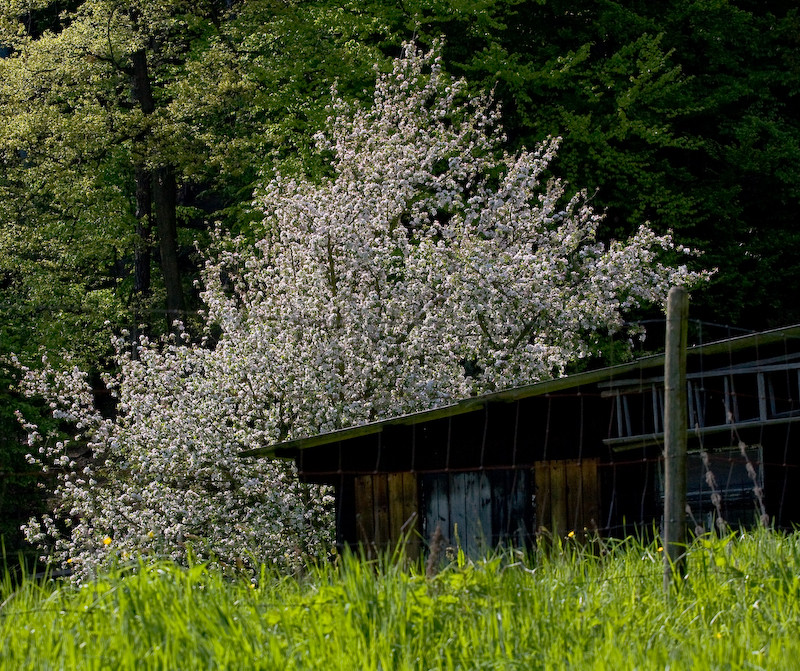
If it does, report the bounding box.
[2,530,799,670]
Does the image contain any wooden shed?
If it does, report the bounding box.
[242,324,800,557]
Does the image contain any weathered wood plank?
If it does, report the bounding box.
[507,469,530,546]
[550,462,567,539]
[400,472,418,530]
[490,470,508,547]
[477,471,493,553]
[423,474,450,546]
[387,472,405,549]
[581,459,600,534]
[463,472,478,553]
[450,473,468,553]
[565,459,583,533]
[535,461,551,534]
[401,472,420,560]
[373,474,390,550]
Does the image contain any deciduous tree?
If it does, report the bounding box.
[19,44,704,579]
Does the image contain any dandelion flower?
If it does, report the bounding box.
[103,536,112,546]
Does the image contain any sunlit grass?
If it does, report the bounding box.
[2,529,800,669]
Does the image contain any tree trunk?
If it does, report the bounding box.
[153,165,184,323]
[131,49,154,115]
[130,48,184,324]
[133,164,152,297]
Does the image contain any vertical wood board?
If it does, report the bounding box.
[449,472,468,552]
[490,470,509,546]
[581,459,600,531]
[549,462,568,538]
[535,459,600,540]
[535,462,551,532]
[423,474,450,545]
[387,472,406,544]
[354,475,375,549]
[505,470,531,546]
[402,472,421,559]
[373,474,390,547]
[475,471,493,552]
[565,460,583,532]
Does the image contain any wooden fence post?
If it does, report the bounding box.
[663,286,688,593]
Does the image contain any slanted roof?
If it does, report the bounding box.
[240,323,800,459]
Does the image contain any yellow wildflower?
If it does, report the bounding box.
[103,536,112,546]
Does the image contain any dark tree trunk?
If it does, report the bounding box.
[131,49,154,115]
[153,165,184,323]
[133,164,152,296]
[129,48,184,324]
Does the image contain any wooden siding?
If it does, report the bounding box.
[354,472,420,559]
[420,470,533,556]
[534,458,600,539]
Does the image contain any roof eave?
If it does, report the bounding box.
[240,323,800,458]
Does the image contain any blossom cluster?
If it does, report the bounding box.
[19,43,706,579]
[19,340,332,580]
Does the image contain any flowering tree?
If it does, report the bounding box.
[19,43,705,578]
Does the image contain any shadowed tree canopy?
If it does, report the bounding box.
[374,0,800,329]
[1,0,797,357]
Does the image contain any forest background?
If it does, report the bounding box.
[1,0,798,559]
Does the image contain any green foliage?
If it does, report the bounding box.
[2,0,796,357]
[2,0,797,352]
[3,530,800,668]
[0,0,393,358]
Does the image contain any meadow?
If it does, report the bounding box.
[2,530,799,670]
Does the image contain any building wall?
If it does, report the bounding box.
[338,462,605,557]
